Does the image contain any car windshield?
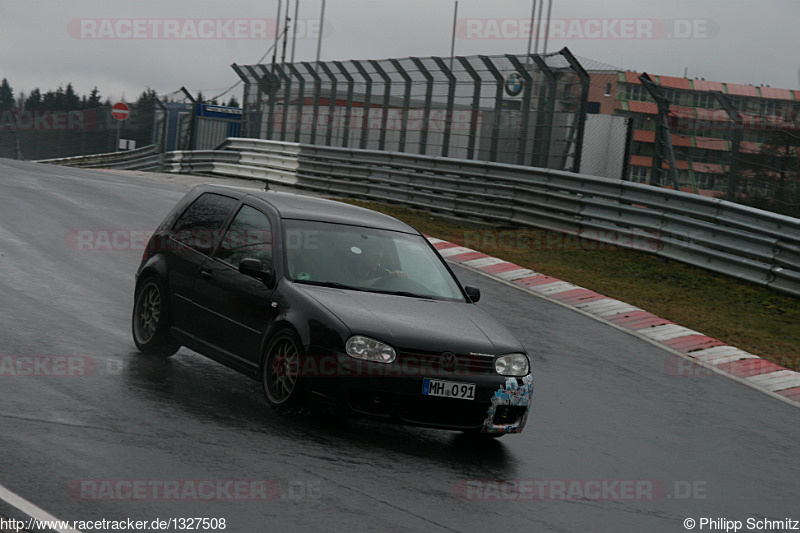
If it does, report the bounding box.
[283,219,465,301]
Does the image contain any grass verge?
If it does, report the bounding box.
[338,199,800,372]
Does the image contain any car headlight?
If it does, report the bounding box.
[345,335,396,364]
[495,353,530,376]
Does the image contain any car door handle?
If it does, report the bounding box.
[200,269,213,280]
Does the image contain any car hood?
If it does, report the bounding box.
[296,285,524,356]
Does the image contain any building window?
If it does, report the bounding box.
[604,83,612,97]
[692,92,715,109]
[625,83,652,102]
[629,165,649,183]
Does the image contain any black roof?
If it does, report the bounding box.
[197,184,417,233]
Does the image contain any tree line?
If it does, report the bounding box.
[0,78,239,111]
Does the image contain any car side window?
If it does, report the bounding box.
[215,204,273,270]
[171,193,238,255]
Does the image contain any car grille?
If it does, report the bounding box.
[396,350,495,376]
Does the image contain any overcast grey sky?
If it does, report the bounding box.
[1,0,798,103]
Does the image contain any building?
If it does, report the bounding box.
[588,70,800,198]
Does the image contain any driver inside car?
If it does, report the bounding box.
[353,238,406,285]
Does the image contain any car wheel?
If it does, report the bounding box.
[262,330,307,408]
[132,277,180,357]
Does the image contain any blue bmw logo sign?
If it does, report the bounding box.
[505,72,524,97]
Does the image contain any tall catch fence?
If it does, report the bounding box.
[233,48,599,172]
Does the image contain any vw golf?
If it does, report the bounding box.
[132,184,532,435]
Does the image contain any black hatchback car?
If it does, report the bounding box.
[132,184,532,435]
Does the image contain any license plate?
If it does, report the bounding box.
[422,378,475,400]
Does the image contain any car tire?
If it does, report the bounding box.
[132,277,180,357]
[262,330,307,409]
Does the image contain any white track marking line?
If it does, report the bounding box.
[0,483,82,533]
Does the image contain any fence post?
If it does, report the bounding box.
[353,61,373,150]
[334,61,355,148]
[457,57,482,161]
[301,62,322,145]
[559,47,590,174]
[286,63,306,143]
[712,91,743,201]
[370,60,392,152]
[410,57,434,156]
[531,54,557,168]
[639,73,680,190]
[432,57,456,158]
[479,55,505,163]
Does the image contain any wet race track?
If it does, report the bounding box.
[0,159,798,532]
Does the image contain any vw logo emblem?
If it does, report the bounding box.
[440,352,457,372]
[505,72,524,97]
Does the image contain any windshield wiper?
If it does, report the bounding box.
[370,289,432,299]
[294,280,431,299]
[293,279,369,292]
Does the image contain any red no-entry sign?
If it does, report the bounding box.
[112,102,130,121]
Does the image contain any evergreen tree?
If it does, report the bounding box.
[64,83,81,110]
[227,96,240,108]
[87,87,101,108]
[0,78,13,110]
[24,88,42,109]
[133,88,159,145]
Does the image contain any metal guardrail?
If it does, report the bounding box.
[36,144,161,171]
[37,137,800,297]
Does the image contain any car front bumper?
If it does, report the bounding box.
[305,351,533,434]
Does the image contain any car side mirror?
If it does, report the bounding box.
[239,258,275,288]
[464,285,481,303]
